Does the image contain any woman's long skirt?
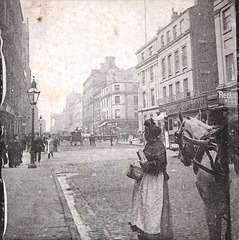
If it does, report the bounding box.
[130,172,173,239]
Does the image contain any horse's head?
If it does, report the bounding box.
[175,111,212,166]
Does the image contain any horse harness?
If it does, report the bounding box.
[178,124,228,180]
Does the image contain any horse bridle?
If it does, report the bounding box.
[176,121,227,179]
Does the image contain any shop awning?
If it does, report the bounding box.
[154,112,167,121]
[98,122,108,128]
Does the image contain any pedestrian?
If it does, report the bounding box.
[110,135,113,146]
[20,134,27,151]
[8,134,23,167]
[128,132,133,145]
[130,118,173,240]
[34,133,44,163]
[46,135,54,159]
[53,135,58,152]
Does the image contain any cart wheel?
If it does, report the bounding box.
[0,179,7,238]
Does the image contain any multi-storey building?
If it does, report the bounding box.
[213,0,237,113]
[83,57,120,133]
[100,67,138,135]
[0,1,32,140]
[213,1,238,239]
[51,92,83,133]
[136,0,219,148]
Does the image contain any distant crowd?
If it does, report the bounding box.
[0,132,60,168]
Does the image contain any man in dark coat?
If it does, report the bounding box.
[34,133,44,163]
[8,135,22,167]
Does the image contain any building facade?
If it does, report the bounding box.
[51,92,83,133]
[136,0,219,148]
[0,0,32,141]
[100,67,138,135]
[213,1,238,239]
[83,57,119,134]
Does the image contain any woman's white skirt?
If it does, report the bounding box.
[131,172,173,238]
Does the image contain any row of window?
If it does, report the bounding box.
[141,45,188,84]
[101,84,121,96]
[102,109,138,120]
[141,78,189,108]
[163,78,188,98]
[102,95,138,108]
[161,19,185,48]
[142,88,155,108]
[141,18,186,61]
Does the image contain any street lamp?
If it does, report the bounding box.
[27,76,40,168]
[39,115,42,136]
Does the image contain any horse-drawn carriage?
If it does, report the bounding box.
[70,129,83,146]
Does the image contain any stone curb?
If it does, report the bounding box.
[52,172,82,240]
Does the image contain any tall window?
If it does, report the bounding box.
[173,25,177,39]
[114,84,120,91]
[183,78,189,93]
[174,50,179,72]
[226,54,235,82]
[166,30,170,43]
[134,110,138,119]
[150,66,154,81]
[115,96,120,104]
[168,54,172,76]
[163,87,166,99]
[176,81,180,94]
[143,92,146,108]
[134,96,138,105]
[162,58,166,77]
[115,109,120,119]
[182,45,187,68]
[180,19,184,34]
[142,70,145,84]
[141,52,144,61]
[169,119,173,131]
[169,84,173,96]
[151,88,155,106]
[223,8,231,31]
[161,35,164,48]
[149,46,153,56]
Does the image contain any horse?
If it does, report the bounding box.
[175,111,231,240]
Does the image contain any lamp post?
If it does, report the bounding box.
[27,76,40,168]
[39,115,42,136]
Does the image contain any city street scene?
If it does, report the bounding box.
[0,0,238,240]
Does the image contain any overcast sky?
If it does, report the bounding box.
[20,0,194,119]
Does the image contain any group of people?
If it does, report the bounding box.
[0,132,60,168]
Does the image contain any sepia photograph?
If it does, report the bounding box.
[0,0,238,239]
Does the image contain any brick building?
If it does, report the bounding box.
[136,0,219,148]
[0,0,32,140]
[99,67,138,135]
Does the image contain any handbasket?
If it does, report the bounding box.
[126,163,144,181]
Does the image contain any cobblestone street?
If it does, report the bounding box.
[54,141,209,239]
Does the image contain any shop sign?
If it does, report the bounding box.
[218,90,238,107]
[159,95,208,114]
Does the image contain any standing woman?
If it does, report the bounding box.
[130,118,173,240]
[46,135,54,159]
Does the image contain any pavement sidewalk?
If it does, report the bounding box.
[2,152,80,240]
